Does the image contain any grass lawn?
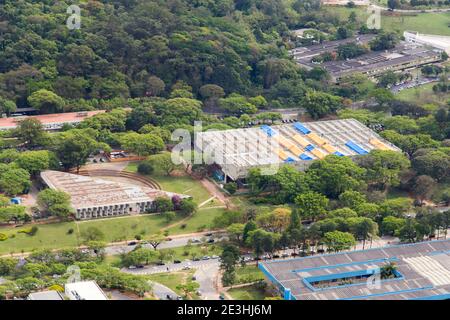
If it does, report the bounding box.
[146,270,200,299]
[235,265,265,284]
[396,82,450,105]
[0,221,78,255]
[125,162,218,207]
[166,207,225,235]
[323,6,450,36]
[0,207,225,255]
[227,284,269,300]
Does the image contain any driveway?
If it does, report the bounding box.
[194,261,221,300]
[149,281,179,300]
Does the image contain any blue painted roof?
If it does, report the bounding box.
[259,239,450,301]
[285,157,296,163]
[300,154,313,161]
[345,141,368,155]
[304,144,315,152]
[260,125,277,137]
[293,122,311,135]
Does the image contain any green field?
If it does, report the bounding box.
[396,82,450,105]
[227,284,269,300]
[0,207,225,255]
[146,270,200,300]
[235,265,265,284]
[0,162,228,255]
[125,162,220,207]
[324,6,450,36]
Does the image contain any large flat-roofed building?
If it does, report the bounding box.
[40,170,190,220]
[28,290,64,300]
[0,110,105,131]
[404,31,450,55]
[195,118,400,181]
[65,281,108,300]
[290,36,442,82]
[259,239,450,300]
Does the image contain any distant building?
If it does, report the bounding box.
[40,170,190,220]
[0,110,106,131]
[259,239,450,300]
[290,35,442,82]
[28,290,64,301]
[65,281,108,300]
[404,31,450,55]
[195,119,400,181]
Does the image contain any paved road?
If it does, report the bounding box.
[149,281,179,300]
[123,258,220,275]
[194,261,220,300]
[105,231,228,256]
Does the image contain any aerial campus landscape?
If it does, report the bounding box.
[0,0,450,305]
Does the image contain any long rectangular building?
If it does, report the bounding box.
[259,239,450,300]
[40,170,189,220]
[290,37,442,82]
[0,110,105,131]
[195,118,400,181]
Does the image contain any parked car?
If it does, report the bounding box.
[202,256,210,260]
[174,260,182,264]
[205,233,213,236]
[128,241,137,246]
[191,239,201,243]
[136,265,144,269]
[211,255,219,259]
[193,257,200,261]
[128,265,137,269]
[272,254,280,259]
[207,239,215,243]
[156,261,165,266]
[166,237,173,241]
[182,266,191,270]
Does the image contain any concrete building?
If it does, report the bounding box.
[290,36,443,82]
[40,170,190,220]
[259,239,450,300]
[195,118,400,181]
[404,31,450,55]
[28,290,64,300]
[65,281,108,300]
[0,110,105,131]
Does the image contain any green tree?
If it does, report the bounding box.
[14,150,51,176]
[14,118,48,148]
[0,166,31,196]
[220,244,241,287]
[0,98,16,116]
[306,155,366,198]
[294,191,329,221]
[27,89,65,114]
[55,131,101,172]
[381,216,406,236]
[178,199,197,216]
[119,132,164,156]
[302,91,343,119]
[324,231,356,252]
[37,189,72,218]
[148,153,182,176]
